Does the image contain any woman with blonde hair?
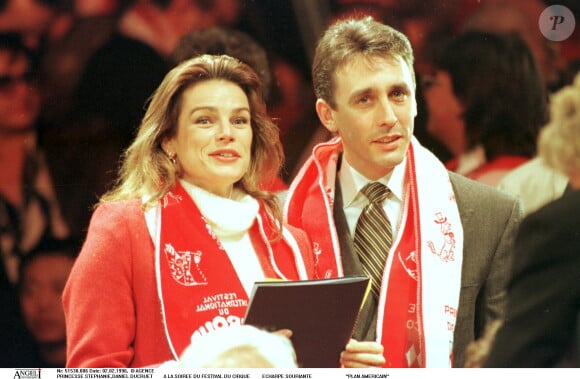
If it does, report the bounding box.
[484,73,580,367]
[63,54,315,367]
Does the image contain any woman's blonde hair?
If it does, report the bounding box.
[538,73,580,178]
[100,54,284,223]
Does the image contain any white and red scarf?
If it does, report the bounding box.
[144,181,308,359]
[284,136,463,367]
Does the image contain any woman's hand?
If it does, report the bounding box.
[340,339,386,368]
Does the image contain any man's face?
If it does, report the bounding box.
[20,254,74,345]
[317,55,417,180]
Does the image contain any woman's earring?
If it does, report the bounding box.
[168,152,177,165]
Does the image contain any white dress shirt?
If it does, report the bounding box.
[338,157,406,240]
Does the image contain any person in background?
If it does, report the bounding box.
[0,30,76,367]
[0,33,50,367]
[497,155,569,216]
[18,237,77,367]
[0,0,58,49]
[0,31,69,285]
[423,31,548,186]
[38,0,136,129]
[171,26,272,101]
[459,0,569,94]
[496,70,579,215]
[484,73,580,368]
[284,16,522,368]
[0,33,70,367]
[39,0,169,241]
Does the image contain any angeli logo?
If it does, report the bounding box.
[13,369,41,379]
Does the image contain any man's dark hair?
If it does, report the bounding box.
[171,26,272,101]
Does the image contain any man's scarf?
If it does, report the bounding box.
[284,136,463,367]
[144,181,308,359]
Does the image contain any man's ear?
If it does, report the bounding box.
[315,99,338,133]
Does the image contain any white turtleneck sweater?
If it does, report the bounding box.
[180,180,265,296]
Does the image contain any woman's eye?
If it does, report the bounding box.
[233,117,249,125]
[195,117,211,125]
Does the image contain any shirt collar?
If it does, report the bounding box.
[339,155,406,208]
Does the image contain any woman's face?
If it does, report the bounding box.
[164,79,253,198]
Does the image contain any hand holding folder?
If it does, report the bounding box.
[243,275,370,368]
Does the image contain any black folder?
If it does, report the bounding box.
[243,275,370,368]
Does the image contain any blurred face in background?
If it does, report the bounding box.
[208,0,242,26]
[19,253,75,345]
[422,70,466,156]
[0,0,55,49]
[74,0,120,17]
[0,47,40,132]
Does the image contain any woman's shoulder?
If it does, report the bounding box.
[95,197,142,211]
[83,198,152,254]
[92,198,147,224]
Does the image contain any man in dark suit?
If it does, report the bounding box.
[485,74,580,368]
[283,16,522,368]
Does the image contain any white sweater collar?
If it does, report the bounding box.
[179,180,259,238]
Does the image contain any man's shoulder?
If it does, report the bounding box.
[449,171,517,204]
[449,171,523,226]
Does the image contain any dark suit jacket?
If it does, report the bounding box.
[335,172,523,367]
[485,189,580,367]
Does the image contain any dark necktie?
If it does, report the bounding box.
[353,182,392,300]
